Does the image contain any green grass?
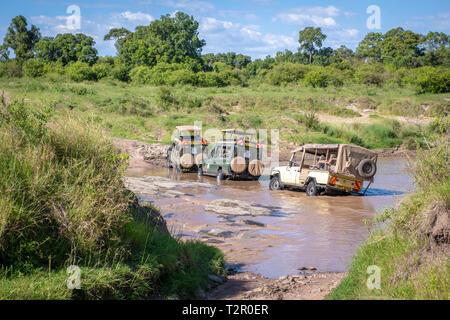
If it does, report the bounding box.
[328,139,450,300]
[1,77,448,150]
[0,100,224,299]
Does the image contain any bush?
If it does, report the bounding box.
[23,59,46,78]
[304,70,329,88]
[43,61,65,75]
[129,66,153,84]
[0,59,23,78]
[197,72,226,87]
[156,86,177,110]
[415,67,450,94]
[66,61,97,82]
[92,63,112,80]
[112,63,130,82]
[166,69,198,86]
[265,63,311,85]
[355,63,385,86]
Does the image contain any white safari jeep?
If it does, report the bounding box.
[269,144,377,196]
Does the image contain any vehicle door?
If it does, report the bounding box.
[283,152,300,185]
[204,145,218,174]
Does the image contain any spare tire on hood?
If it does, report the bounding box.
[357,159,377,179]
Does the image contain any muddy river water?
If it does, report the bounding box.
[126,158,414,278]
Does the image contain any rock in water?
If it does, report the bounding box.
[205,199,271,216]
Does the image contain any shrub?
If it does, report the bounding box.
[129,66,153,84]
[265,63,311,85]
[92,63,112,80]
[111,63,130,82]
[354,63,385,86]
[43,61,65,75]
[66,61,97,82]
[415,67,450,94]
[166,69,198,86]
[156,86,177,110]
[325,67,345,87]
[0,59,23,78]
[304,112,320,129]
[304,70,329,88]
[197,72,225,87]
[23,59,46,78]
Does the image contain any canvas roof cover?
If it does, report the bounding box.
[176,125,201,131]
[335,144,378,180]
[292,144,339,155]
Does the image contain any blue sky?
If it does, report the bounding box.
[1,0,449,59]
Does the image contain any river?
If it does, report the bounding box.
[125,157,414,278]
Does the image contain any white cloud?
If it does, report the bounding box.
[30,11,156,57]
[118,11,154,23]
[405,12,450,30]
[159,0,215,13]
[274,5,352,28]
[199,17,297,58]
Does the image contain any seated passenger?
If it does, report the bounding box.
[327,154,337,172]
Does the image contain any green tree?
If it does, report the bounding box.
[298,27,327,64]
[2,15,41,62]
[356,32,383,61]
[35,33,98,65]
[330,45,354,64]
[113,12,205,67]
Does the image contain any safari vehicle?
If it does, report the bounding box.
[167,126,207,172]
[201,129,264,180]
[269,144,377,196]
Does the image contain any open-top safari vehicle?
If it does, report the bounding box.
[201,129,264,180]
[269,144,377,196]
[167,126,208,172]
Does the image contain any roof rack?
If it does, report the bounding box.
[176,125,201,131]
[221,129,257,136]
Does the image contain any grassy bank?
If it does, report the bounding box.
[329,130,449,299]
[1,77,448,150]
[0,99,224,299]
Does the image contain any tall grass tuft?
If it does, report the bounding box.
[0,99,224,299]
[328,137,449,300]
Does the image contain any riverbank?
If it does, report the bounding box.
[0,100,224,300]
[207,271,346,300]
[329,139,449,299]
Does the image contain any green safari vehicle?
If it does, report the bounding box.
[201,129,264,181]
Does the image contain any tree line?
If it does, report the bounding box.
[1,13,449,93]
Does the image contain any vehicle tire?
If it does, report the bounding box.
[248,159,264,177]
[195,153,207,166]
[357,159,377,179]
[269,175,281,190]
[306,180,318,196]
[217,169,223,182]
[230,156,246,174]
[180,154,194,169]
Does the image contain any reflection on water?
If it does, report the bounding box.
[126,157,413,278]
